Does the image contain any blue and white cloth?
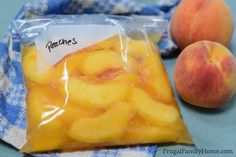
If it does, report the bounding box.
[0,0,179,156]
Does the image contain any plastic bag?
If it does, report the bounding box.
[13,15,192,153]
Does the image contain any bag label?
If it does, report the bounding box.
[35,25,121,72]
[45,37,78,53]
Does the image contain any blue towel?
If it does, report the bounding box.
[0,0,179,157]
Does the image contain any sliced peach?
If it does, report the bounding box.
[21,121,67,152]
[80,50,124,75]
[149,76,174,103]
[125,125,179,143]
[141,52,174,103]
[123,117,178,143]
[123,115,192,144]
[26,86,65,133]
[66,76,130,108]
[62,103,102,127]
[114,73,141,85]
[21,45,36,58]
[22,87,67,152]
[127,38,152,57]
[80,50,137,75]
[68,102,133,143]
[129,87,179,125]
[51,52,88,88]
[126,39,174,102]
[22,47,54,84]
[123,123,193,144]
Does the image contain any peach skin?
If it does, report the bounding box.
[174,41,236,108]
[170,0,234,50]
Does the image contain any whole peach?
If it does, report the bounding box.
[174,41,236,108]
[170,0,234,50]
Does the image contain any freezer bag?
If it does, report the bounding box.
[13,15,192,153]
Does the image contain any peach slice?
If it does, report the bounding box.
[80,50,137,75]
[22,45,36,58]
[66,76,130,108]
[124,119,178,143]
[21,123,67,152]
[62,103,102,127]
[127,38,152,57]
[80,50,124,75]
[22,87,67,152]
[26,86,65,133]
[141,52,174,103]
[68,102,133,143]
[129,87,179,125]
[22,46,54,84]
[50,52,87,88]
[124,124,179,143]
[126,39,174,103]
[123,115,192,144]
[114,73,141,85]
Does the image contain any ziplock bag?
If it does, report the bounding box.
[12,15,192,153]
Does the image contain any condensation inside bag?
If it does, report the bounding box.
[13,15,192,153]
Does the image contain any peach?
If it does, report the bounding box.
[123,116,192,144]
[65,76,130,108]
[129,87,179,125]
[22,86,67,152]
[22,46,55,84]
[170,0,234,50]
[80,50,137,75]
[68,102,133,143]
[174,41,236,108]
